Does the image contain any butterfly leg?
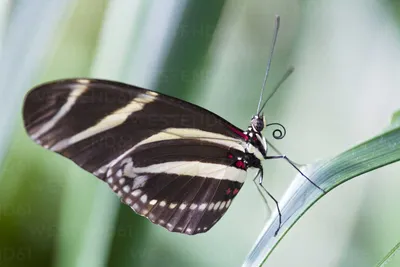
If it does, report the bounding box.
[253,171,272,215]
[265,155,325,193]
[253,167,282,236]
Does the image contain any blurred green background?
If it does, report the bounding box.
[0,0,399,266]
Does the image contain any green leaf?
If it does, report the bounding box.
[243,116,400,267]
[375,241,400,267]
[390,109,400,129]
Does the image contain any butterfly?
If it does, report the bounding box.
[21,16,323,236]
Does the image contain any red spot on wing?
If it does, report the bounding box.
[227,153,233,159]
[225,188,232,195]
[235,160,247,170]
[233,188,239,195]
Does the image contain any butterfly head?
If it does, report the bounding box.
[250,114,265,133]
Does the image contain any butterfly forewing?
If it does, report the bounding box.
[22,78,249,235]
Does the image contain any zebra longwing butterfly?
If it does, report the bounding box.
[23,78,267,235]
[21,16,322,235]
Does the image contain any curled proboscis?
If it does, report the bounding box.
[265,123,286,140]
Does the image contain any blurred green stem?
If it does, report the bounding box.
[375,241,400,267]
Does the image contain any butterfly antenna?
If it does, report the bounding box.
[256,15,280,115]
[258,66,295,114]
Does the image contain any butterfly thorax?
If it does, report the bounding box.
[242,115,268,162]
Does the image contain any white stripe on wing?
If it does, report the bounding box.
[51,93,155,151]
[104,128,245,169]
[126,161,247,182]
[32,82,89,141]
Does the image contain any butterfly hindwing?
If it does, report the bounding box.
[22,78,249,234]
[102,137,247,235]
[105,152,245,235]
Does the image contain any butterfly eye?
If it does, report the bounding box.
[251,116,264,132]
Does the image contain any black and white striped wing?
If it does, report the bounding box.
[105,140,246,235]
[23,78,248,235]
